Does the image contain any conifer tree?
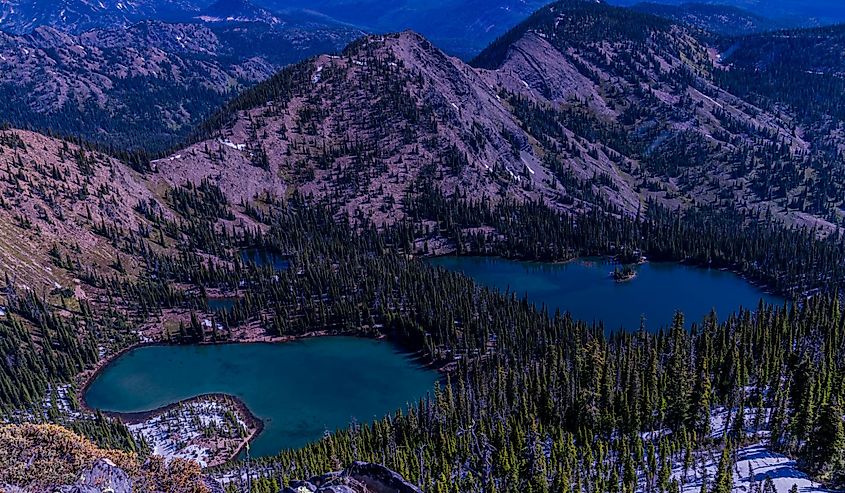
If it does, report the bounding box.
[801,397,844,483]
[712,442,733,493]
[691,350,713,438]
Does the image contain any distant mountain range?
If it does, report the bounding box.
[630,2,795,35]
[197,0,278,23]
[0,0,553,59]
[253,0,552,58]
[0,0,202,34]
[610,0,845,27]
[3,0,842,59]
[0,1,362,152]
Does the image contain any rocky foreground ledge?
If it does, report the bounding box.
[8,457,422,493]
[277,462,423,493]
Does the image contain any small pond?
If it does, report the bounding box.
[240,248,289,271]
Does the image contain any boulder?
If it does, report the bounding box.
[346,462,422,493]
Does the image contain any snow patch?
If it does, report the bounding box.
[312,65,324,84]
[129,399,248,468]
[663,443,825,493]
[218,139,246,151]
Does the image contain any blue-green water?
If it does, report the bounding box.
[429,256,783,331]
[84,337,438,457]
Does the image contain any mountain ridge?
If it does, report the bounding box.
[4,0,828,235]
[3,0,844,239]
[630,2,795,35]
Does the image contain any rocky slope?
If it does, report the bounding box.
[473,0,844,229]
[147,1,845,231]
[151,29,644,225]
[0,129,164,295]
[276,462,423,493]
[0,423,208,493]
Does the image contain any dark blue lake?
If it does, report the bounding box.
[428,256,783,331]
[240,249,289,271]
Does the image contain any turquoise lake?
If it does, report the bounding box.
[84,337,438,458]
[428,256,784,331]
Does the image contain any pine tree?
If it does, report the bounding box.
[801,397,844,483]
[762,477,776,493]
[730,398,746,442]
[691,350,713,438]
[667,313,692,431]
[712,442,733,493]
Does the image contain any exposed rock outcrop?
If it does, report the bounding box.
[281,462,422,493]
[0,424,208,493]
[55,459,132,493]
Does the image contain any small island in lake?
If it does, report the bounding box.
[611,264,637,282]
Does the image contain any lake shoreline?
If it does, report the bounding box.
[79,252,783,467]
[75,340,266,468]
[77,330,443,467]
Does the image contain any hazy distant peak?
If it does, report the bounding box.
[196,0,280,24]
